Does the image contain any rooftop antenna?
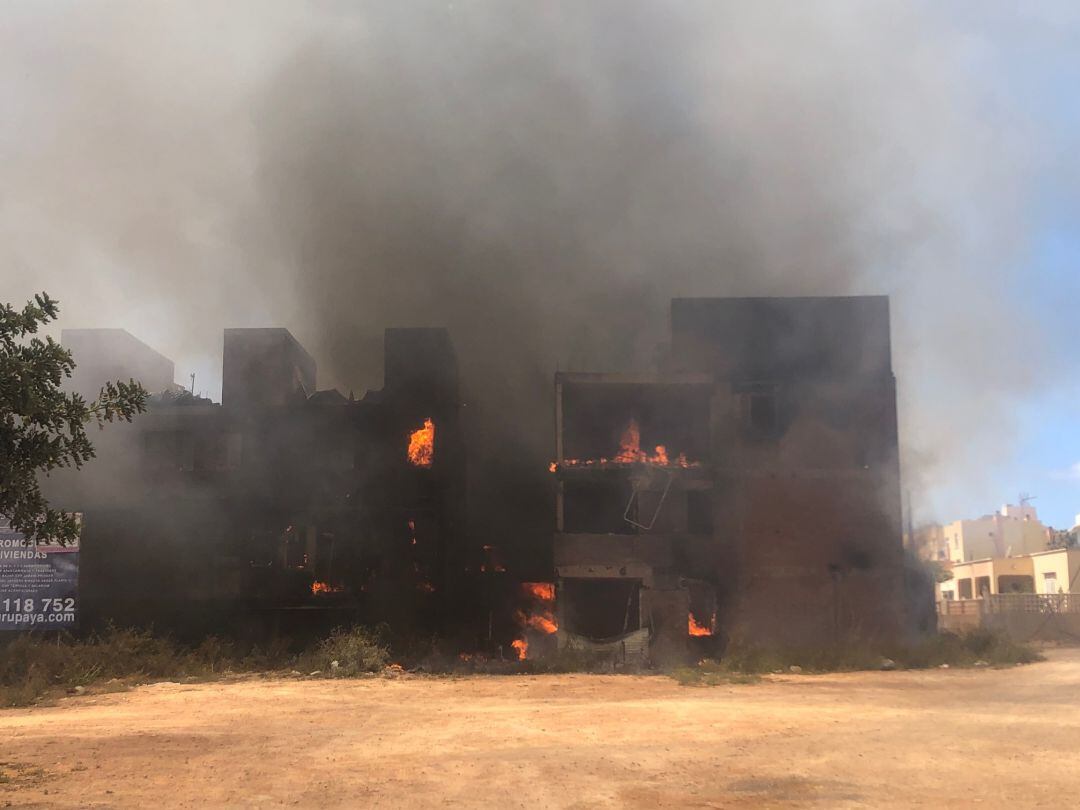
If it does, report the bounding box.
[1019,492,1036,507]
[189,372,196,395]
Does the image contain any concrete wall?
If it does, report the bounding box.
[222,328,316,412]
[62,328,175,400]
[943,514,1049,564]
[553,296,908,653]
[983,612,1080,643]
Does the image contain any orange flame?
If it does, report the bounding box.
[551,418,698,471]
[311,580,343,596]
[614,419,643,463]
[522,582,555,601]
[407,418,435,467]
[513,582,557,660]
[688,612,714,637]
[515,608,557,635]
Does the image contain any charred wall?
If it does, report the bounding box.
[552,296,907,663]
[42,327,467,639]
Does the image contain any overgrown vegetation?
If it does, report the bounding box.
[0,625,389,707]
[303,626,389,676]
[670,629,1043,686]
[1,626,1045,706]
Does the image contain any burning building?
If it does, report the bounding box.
[43,326,466,638]
[41,297,906,660]
[550,297,906,663]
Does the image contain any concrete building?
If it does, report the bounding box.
[550,296,907,662]
[939,556,1035,600]
[941,547,1080,601]
[43,326,467,638]
[1030,548,1080,595]
[61,329,175,400]
[908,523,945,561]
[934,505,1050,564]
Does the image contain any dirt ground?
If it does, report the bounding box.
[2,648,1079,809]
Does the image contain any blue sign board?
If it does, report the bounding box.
[0,518,79,630]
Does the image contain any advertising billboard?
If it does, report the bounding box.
[0,517,80,630]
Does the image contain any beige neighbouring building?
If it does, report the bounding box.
[1029,548,1080,595]
[938,547,1080,601]
[935,504,1050,564]
[936,544,1080,641]
[939,555,1036,601]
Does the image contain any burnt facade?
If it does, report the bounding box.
[552,297,906,661]
[45,327,465,638]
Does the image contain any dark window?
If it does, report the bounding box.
[738,384,781,440]
[997,575,1033,594]
[283,529,308,569]
[560,578,641,638]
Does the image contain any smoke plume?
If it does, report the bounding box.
[0,2,1062,529]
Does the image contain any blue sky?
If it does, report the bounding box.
[976,224,1080,529]
[929,4,1080,528]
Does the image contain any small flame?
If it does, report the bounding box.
[511,639,528,660]
[614,419,643,463]
[417,581,436,593]
[311,580,343,596]
[407,418,435,467]
[552,418,698,470]
[688,612,714,637]
[522,582,555,601]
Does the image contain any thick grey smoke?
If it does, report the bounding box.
[0,1,1061,525]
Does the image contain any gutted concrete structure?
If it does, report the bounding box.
[552,297,906,661]
[43,327,466,638]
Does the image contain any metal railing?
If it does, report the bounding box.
[939,594,1080,616]
[985,593,1080,614]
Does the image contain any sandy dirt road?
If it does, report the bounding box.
[2,648,1079,808]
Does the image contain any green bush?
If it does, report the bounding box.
[303,627,389,676]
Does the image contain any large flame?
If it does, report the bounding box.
[551,418,697,471]
[688,611,714,637]
[513,581,557,658]
[517,610,558,634]
[407,418,435,467]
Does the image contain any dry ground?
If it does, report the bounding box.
[2,648,1079,808]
